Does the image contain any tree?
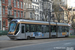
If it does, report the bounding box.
[71,15,75,35]
[52,0,69,23]
[72,15,75,23]
[52,4,63,22]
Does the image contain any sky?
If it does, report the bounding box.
[70,0,75,7]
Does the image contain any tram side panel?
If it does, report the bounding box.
[57,26,69,37]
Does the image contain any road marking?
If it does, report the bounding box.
[64,42,71,45]
[1,39,75,50]
[0,41,60,50]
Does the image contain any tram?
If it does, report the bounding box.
[7,19,70,40]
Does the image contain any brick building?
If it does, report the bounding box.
[0,0,23,30]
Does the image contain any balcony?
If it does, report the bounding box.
[32,0,39,4]
[25,17,35,20]
[7,14,14,19]
[25,8,35,12]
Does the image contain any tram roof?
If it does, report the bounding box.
[12,19,69,26]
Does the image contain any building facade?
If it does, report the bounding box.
[0,0,2,30]
[32,0,40,20]
[39,0,52,21]
[13,0,23,18]
[39,0,43,21]
[1,0,23,30]
[23,0,35,20]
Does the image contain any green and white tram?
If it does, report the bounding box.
[7,19,70,40]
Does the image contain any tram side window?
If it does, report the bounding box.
[58,26,62,32]
[64,26,67,32]
[61,26,65,32]
[59,26,69,32]
[26,24,30,32]
[67,27,69,32]
[46,25,49,32]
[42,25,46,33]
[62,26,69,32]
[30,24,36,32]
[65,26,69,32]
[37,25,42,32]
[51,26,56,32]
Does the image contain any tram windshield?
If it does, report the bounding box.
[9,21,17,32]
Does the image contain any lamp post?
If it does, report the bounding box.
[43,0,52,38]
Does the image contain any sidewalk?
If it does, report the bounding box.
[69,35,75,38]
[0,35,10,40]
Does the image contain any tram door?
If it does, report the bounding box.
[21,24,26,39]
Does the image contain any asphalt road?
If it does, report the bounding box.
[2,39,75,50]
[0,36,75,50]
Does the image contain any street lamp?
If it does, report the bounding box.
[43,0,52,38]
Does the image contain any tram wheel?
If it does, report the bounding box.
[65,35,69,37]
[27,36,31,40]
[10,38,17,40]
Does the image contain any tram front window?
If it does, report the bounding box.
[9,22,17,32]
